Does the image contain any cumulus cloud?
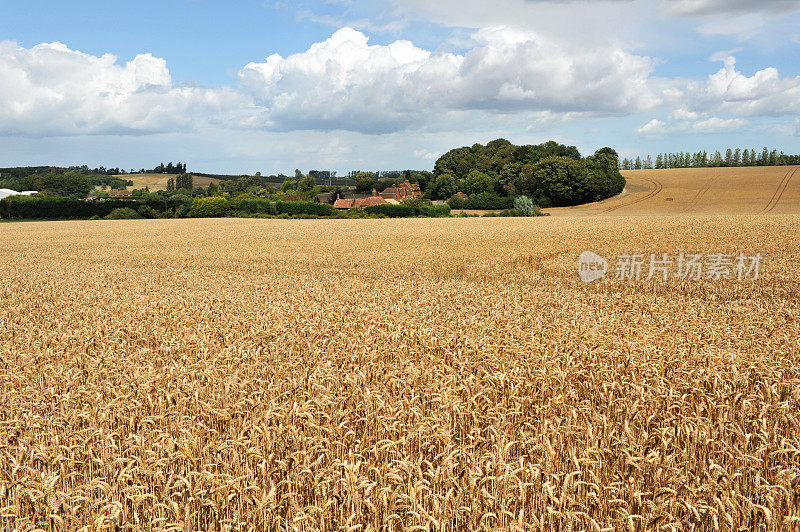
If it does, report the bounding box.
[3,28,796,141]
[0,41,246,136]
[239,27,658,133]
[664,0,800,17]
[636,118,667,135]
[636,114,748,135]
[689,116,747,132]
[670,107,699,121]
[692,55,800,116]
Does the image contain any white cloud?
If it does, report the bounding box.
[239,27,658,133]
[636,118,667,135]
[0,41,247,137]
[670,107,699,120]
[689,116,747,132]
[413,149,439,160]
[664,0,800,17]
[694,55,800,116]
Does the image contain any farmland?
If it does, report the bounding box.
[111,174,222,192]
[548,165,800,216]
[1,167,799,529]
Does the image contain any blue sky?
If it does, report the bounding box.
[0,0,798,174]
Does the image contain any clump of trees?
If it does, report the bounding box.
[142,162,187,174]
[622,148,800,170]
[429,139,625,207]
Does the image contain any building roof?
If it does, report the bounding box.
[358,195,388,207]
[333,197,356,209]
[333,190,389,209]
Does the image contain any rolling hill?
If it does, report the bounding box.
[547,165,800,216]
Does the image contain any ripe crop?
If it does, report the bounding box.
[1,213,799,530]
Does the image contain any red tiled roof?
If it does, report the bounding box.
[333,197,355,209]
[358,196,388,207]
[334,193,389,209]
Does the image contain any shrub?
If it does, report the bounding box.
[228,197,276,215]
[137,205,160,219]
[465,192,513,211]
[105,208,141,220]
[446,194,467,210]
[402,196,433,215]
[513,195,542,217]
[422,204,451,217]
[363,204,415,218]
[190,196,229,218]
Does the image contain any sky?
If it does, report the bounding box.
[0,0,798,174]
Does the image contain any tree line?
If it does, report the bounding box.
[622,148,800,170]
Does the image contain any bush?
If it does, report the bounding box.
[446,194,467,210]
[190,196,229,218]
[228,197,276,215]
[363,204,416,218]
[465,192,513,211]
[275,201,335,217]
[422,204,451,217]
[137,205,160,219]
[402,196,432,215]
[513,195,541,216]
[105,208,141,220]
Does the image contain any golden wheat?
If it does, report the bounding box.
[1,214,798,530]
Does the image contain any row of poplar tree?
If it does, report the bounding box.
[622,148,800,170]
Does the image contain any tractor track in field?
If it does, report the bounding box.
[684,170,719,213]
[761,166,798,214]
[596,176,663,214]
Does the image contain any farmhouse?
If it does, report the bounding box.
[333,189,389,209]
[380,180,421,201]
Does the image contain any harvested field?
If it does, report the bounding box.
[1,213,799,530]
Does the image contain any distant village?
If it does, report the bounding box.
[328,180,422,209]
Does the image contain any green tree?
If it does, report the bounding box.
[461,170,496,196]
[532,156,594,207]
[189,196,228,218]
[426,173,458,200]
[355,172,377,193]
[175,173,193,190]
[296,176,316,192]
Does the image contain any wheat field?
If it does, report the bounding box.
[1,208,799,528]
[111,174,222,192]
[548,166,800,216]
